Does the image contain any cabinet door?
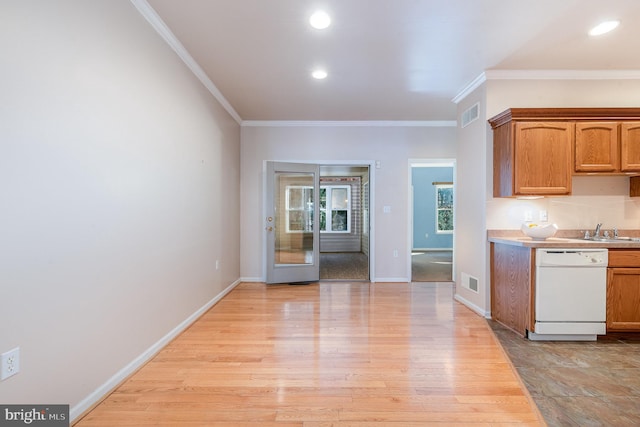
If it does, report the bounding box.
[620,122,640,171]
[490,243,533,337]
[574,122,618,172]
[607,268,640,331]
[514,122,573,195]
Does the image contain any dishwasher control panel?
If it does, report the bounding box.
[536,249,608,267]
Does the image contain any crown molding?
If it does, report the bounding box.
[485,69,640,80]
[452,73,487,104]
[241,120,457,128]
[130,0,242,124]
[453,69,640,104]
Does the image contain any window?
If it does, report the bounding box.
[285,186,313,232]
[435,184,453,234]
[320,185,350,233]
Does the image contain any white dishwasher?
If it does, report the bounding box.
[529,248,608,341]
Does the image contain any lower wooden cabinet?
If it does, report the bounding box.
[607,249,640,332]
[490,243,533,337]
[607,268,640,331]
[489,246,640,335]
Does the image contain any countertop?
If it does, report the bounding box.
[488,230,640,249]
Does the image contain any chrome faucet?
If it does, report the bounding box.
[594,223,603,238]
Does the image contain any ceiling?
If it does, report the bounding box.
[143,0,640,122]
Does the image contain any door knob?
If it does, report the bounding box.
[267,217,273,222]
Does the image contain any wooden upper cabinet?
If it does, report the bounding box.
[490,109,640,198]
[575,122,619,172]
[491,117,572,197]
[513,122,573,195]
[631,176,640,197]
[574,121,640,173]
[621,122,640,171]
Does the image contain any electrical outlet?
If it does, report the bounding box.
[524,210,533,221]
[215,260,220,270]
[1,347,20,381]
[539,210,548,222]
[393,249,398,258]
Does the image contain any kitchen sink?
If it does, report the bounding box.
[585,237,640,243]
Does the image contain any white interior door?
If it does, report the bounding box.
[266,162,320,284]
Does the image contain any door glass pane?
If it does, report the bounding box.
[285,186,313,232]
[275,172,314,265]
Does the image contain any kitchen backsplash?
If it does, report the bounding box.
[486,176,640,230]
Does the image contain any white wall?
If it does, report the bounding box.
[0,0,240,418]
[240,125,456,282]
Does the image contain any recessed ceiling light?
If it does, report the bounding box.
[312,69,328,79]
[589,20,620,36]
[310,11,331,29]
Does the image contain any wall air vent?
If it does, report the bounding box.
[461,272,479,293]
[461,102,480,128]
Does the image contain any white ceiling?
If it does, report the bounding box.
[142,0,640,122]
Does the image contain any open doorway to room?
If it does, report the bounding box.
[410,161,455,282]
[319,165,370,281]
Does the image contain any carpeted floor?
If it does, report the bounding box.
[319,250,453,282]
[320,252,369,280]
[412,250,453,282]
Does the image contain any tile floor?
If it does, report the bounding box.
[489,320,640,426]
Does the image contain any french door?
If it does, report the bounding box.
[265,162,320,284]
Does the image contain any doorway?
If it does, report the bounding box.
[410,161,455,282]
[265,162,372,284]
[319,165,370,281]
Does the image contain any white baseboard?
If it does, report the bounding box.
[454,293,490,318]
[374,277,410,283]
[240,276,264,282]
[70,279,241,422]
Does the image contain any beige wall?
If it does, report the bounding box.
[240,124,457,282]
[0,0,240,418]
[454,86,490,314]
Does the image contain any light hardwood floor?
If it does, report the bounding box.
[75,282,544,426]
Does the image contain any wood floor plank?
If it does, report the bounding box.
[74,282,544,426]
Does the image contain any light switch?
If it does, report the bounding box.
[539,210,548,222]
[383,206,391,213]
